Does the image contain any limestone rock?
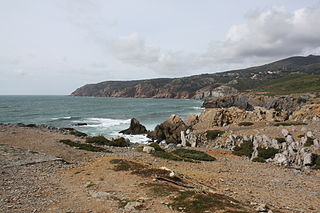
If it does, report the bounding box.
[143,146,155,154]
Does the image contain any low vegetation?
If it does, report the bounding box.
[168,191,248,213]
[313,155,320,170]
[172,149,216,161]
[86,136,130,147]
[232,140,254,157]
[67,128,88,137]
[238,122,254,126]
[257,147,279,160]
[252,157,266,163]
[206,130,225,140]
[304,137,314,147]
[152,151,186,161]
[59,139,108,152]
[274,122,307,126]
[148,143,165,152]
[110,159,145,171]
[276,138,286,143]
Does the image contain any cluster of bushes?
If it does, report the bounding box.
[206,130,225,140]
[232,140,254,157]
[86,136,130,147]
[238,122,254,126]
[59,139,107,152]
[146,143,216,162]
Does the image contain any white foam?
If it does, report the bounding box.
[51,116,72,121]
[112,132,150,144]
[79,117,130,128]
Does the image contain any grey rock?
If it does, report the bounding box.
[306,131,314,138]
[124,201,143,211]
[143,146,155,154]
[281,129,289,137]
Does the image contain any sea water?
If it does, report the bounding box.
[0,96,202,143]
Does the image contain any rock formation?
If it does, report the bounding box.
[119,118,148,135]
[147,115,187,144]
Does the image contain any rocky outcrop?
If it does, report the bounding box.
[203,94,320,113]
[119,118,148,135]
[290,104,320,122]
[192,86,238,100]
[218,130,319,169]
[202,95,254,111]
[147,115,187,144]
[193,107,288,129]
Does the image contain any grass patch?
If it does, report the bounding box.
[152,151,185,161]
[238,122,254,126]
[110,159,146,171]
[172,149,216,161]
[86,136,130,147]
[304,137,314,147]
[59,139,108,152]
[148,143,165,152]
[135,146,144,152]
[232,140,254,157]
[143,183,179,197]
[69,129,87,137]
[206,130,225,140]
[257,147,279,159]
[252,157,266,163]
[274,122,307,126]
[168,191,247,213]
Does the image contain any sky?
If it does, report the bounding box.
[1,0,320,95]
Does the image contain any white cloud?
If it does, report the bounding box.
[210,6,320,63]
[108,5,320,75]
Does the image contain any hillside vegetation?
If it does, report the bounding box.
[71,55,320,99]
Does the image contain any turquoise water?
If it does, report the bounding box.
[0,96,202,142]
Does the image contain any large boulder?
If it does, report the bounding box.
[119,118,147,135]
[147,115,187,144]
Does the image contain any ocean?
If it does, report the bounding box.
[0,96,202,143]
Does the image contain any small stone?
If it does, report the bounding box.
[124,201,143,211]
[255,203,268,212]
[143,146,155,154]
[281,129,289,137]
[306,131,314,138]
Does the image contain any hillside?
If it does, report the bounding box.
[71,55,320,99]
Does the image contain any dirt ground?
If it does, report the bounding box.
[0,124,319,213]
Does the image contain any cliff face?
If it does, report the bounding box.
[71,55,320,99]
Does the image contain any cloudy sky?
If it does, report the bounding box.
[1,0,320,95]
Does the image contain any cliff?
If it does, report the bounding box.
[71,55,320,99]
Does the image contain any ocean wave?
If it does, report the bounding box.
[51,116,73,121]
[79,117,130,128]
[115,132,150,144]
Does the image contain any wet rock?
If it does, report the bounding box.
[119,118,147,135]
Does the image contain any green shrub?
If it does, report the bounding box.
[172,149,216,161]
[238,122,254,126]
[232,140,254,157]
[206,130,225,140]
[252,157,266,163]
[313,155,320,170]
[86,136,130,147]
[304,137,314,147]
[109,137,130,147]
[86,136,110,145]
[59,139,107,152]
[148,143,165,152]
[257,147,279,159]
[275,138,286,143]
[152,151,184,161]
[69,129,87,137]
